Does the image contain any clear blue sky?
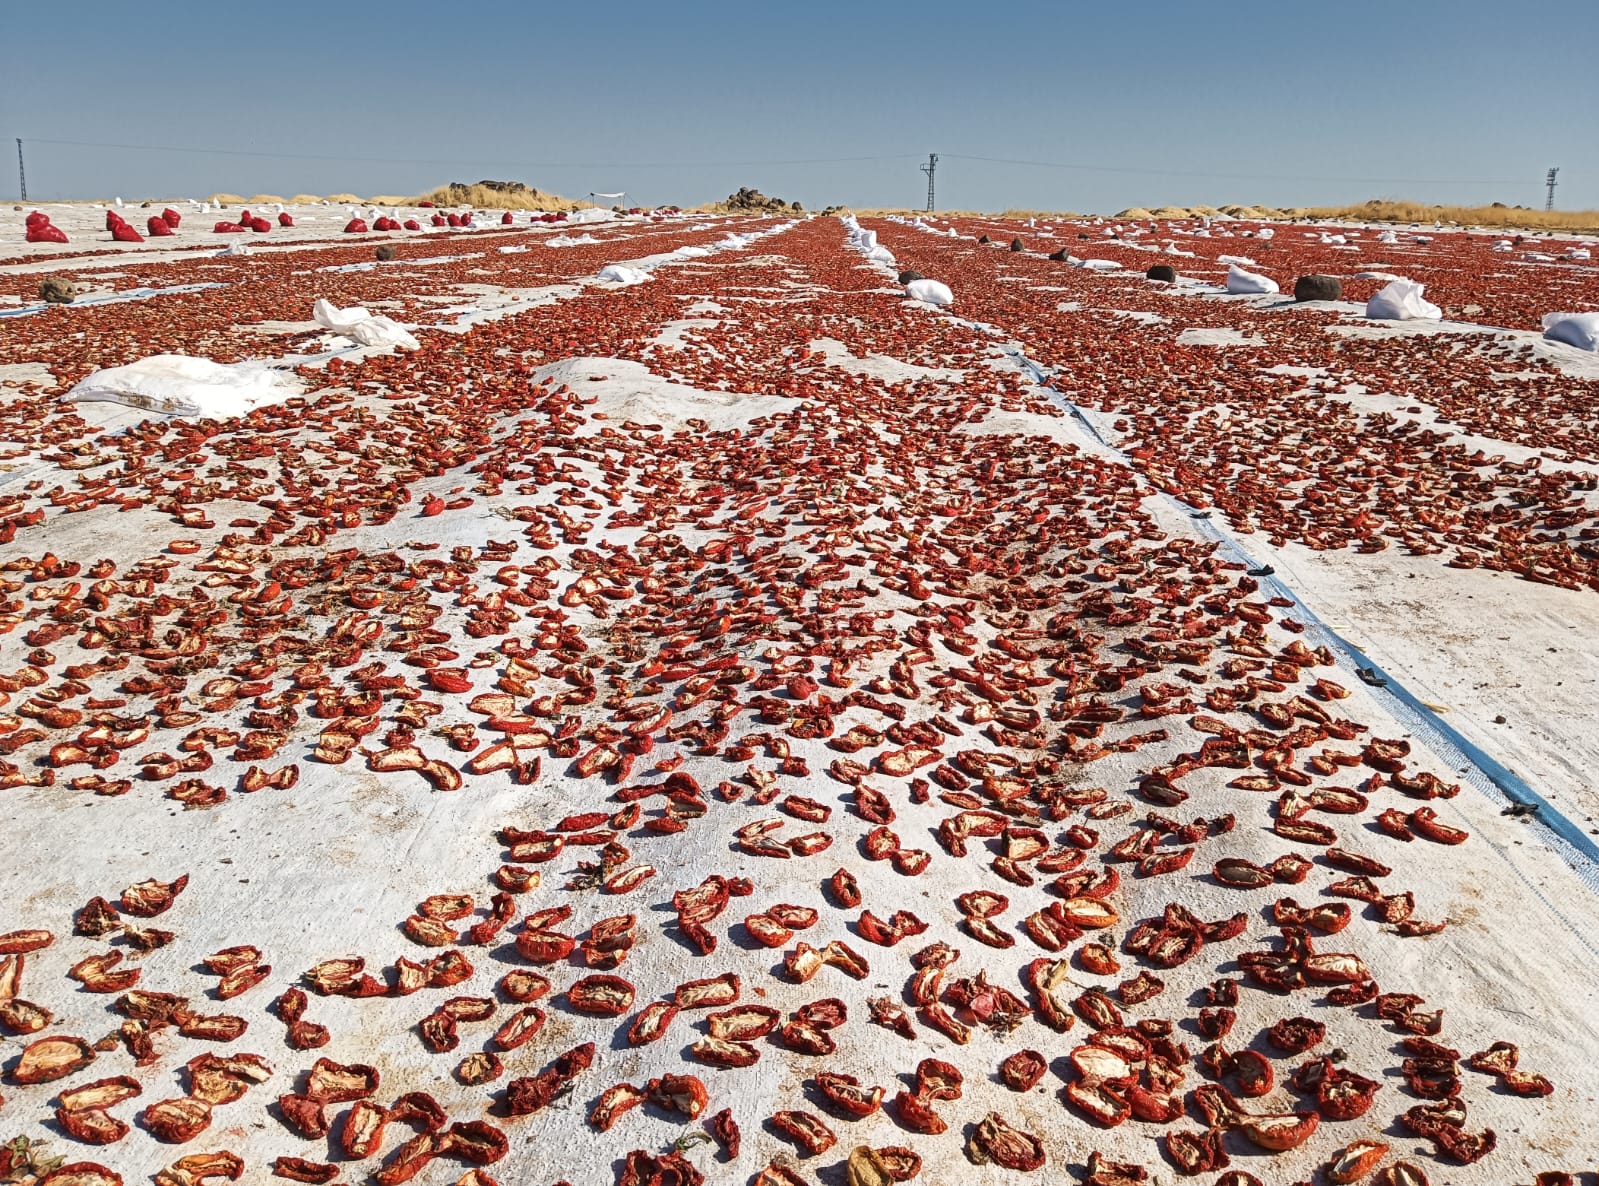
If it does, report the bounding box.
[2,0,1592,212]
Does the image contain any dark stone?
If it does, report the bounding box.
[1048,248,1071,261]
[1077,233,1091,240]
[897,270,924,284]
[1009,238,1025,252]
[978,235,990,244]
[724,187,793,214]
[38,277,76,304]
[374,245,398,262]
[1293,274,1342,302]
[1146,265,1177,283]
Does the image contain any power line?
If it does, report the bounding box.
[921,153,937,212]
[10,134,1543,193]
[937,152,1527,187]
[17,137,919,171]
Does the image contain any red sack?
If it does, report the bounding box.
[278,212,294,227]
[248,218,270,233]
[147,216,175,237]
[446,213,462,227]
[501,211,513,224]
[431,214,447,227]
[418,200,435,208]
[162,208,182,228]
[111,221,144,242]
[26,222,69,244]
[26,210,49,229]
[403,219,421,231]
[213,221,246,233]
[239,210,252,225]
[344,218,368,233]
[105,209,126,230]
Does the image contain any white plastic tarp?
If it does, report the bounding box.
[1366,279,1441,321]
[1542,312,1599,352]
[597,265,650,285]
[312,299,421,349]
[904,279,954,306]
[1225,265,1279,295]
[67,354,303,418]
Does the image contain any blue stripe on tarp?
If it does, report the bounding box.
[963,317,1599,875]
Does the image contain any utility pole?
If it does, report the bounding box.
[920,153,937,212]
[15,139,25,202]
[1545,167,1559,212]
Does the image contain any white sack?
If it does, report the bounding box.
[1076,259,1121,271]
[1542,312,1599,351]
[312,299,421,349]
[1568,248,1591,260]
[1366,279,1441,321]
[904,279,954,306]
[1226,265,1279,294]
[67,354,302,419]
[597,265,650,285]
[867,246,896,264]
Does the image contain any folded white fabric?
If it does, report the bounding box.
[312,299,420,349]
[67,353,302,418]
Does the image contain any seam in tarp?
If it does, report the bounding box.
[980,331,1599,892]
[0,282,226,318]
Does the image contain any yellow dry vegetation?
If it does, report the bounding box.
[843,207,1085,219]
[323,193,363,204]
[834,200,1599,234]
[1279,199,1599,234]
[247,194,287,204]
[416,183,594,211]
[206,193,247,204]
